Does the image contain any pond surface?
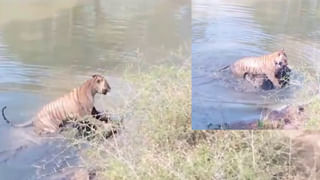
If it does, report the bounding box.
[192,0,320,129]
[0,0,190,179]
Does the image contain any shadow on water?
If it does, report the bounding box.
[0,0,190,179]
[192,0,320,129]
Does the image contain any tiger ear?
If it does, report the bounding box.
[92,74,98,79]
[278,48,284,56]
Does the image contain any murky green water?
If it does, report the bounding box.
[0,0,190,179]
[192,0,320,129]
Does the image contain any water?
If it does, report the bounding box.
[0,0,190,179]
[192,0,320,129]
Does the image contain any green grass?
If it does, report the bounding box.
[304,98,320,130]
[291,61,320,130]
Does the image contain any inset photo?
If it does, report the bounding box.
[192,0,320,130]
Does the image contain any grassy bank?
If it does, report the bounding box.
[69,62,319,179]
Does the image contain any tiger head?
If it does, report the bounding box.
[274,49,288,71]
[273,49,291,86]
[92,74,111,95]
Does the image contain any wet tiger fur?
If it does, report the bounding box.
[2,74,111,135]
[220,49,290,89]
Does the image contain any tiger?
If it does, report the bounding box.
[2,74,111,135]
[220,49,290,89]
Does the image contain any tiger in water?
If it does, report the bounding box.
[220,49,291,90]
[2,74,111,135]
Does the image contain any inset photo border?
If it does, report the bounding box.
[192,0,320,130]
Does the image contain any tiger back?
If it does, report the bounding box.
[33,87,93,134]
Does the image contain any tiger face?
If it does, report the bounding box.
[274,50,288,71]
[92,74,111,95]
